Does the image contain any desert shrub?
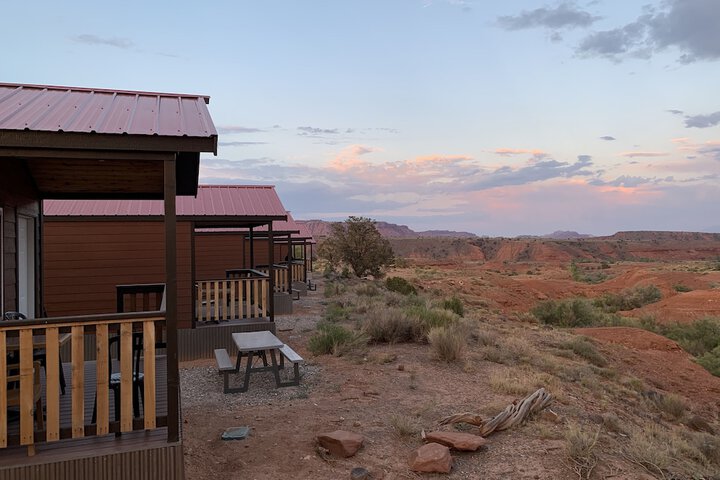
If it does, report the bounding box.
[428,325,465,362]
[565,423,600,479]
[441,296,464,317]
[355,282,380,297]
[697,346,720,376]
[324,302,350,322]
[532,298,614,327]
[561,337,607,367]
[593,285,661,312]
[324,281,346,298]
[659,317,720,357]
[319,216,394,277]
[674,283,692,292]
[623,424,673,475]
[405,304,458,331]
[363,307,425,343]
[657,393,687,420]
[385,276,417,295]
[308,322,355,355]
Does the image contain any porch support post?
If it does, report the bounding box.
[164,157,180,443]
[190,222,196,329]
[249,227,254,269]
[310,244,314,272]
[267,223,274,322]
[287,234,293,294]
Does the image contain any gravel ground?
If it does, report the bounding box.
[181,274,326,409]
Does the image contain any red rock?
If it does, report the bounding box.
[409,442,453,473]
[425,431,488,451]
[316,430,364,457]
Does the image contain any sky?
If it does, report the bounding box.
[3,0,719,236]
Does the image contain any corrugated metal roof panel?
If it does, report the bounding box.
[44,185,287,217]
[0,83,217,138]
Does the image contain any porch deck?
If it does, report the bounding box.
[1,356,168,468]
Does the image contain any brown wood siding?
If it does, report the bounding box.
[0,159,40,314]
[194,234,245,280]
[43,221,193,328]
[194,234,290,274]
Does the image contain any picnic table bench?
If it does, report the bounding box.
[214,331,303,393]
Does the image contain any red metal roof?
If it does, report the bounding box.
[44,185,287,218]
[0,82,217,139]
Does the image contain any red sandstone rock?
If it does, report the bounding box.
[409,442,453,473]
[316,430,364,457]
[425,431,488,451]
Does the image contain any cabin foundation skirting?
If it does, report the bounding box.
[177,321,275,361]
[273,292,293,315]
[0,441,184,480]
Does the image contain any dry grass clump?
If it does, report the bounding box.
[621,424,682,477]
[428,325,466,362]
[389,414,420,438]
[489,368,551,396]
[655,393,688,420]
[565,422,600,479]
[479,334,538,365]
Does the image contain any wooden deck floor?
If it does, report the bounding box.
[1,356,169,468]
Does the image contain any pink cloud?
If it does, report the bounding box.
[494,148,547,157]
[619,151,669,158]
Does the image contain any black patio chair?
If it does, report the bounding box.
[92,332,145,430]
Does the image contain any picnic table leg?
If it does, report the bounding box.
[269,350,282,388]
[240,351,254,393]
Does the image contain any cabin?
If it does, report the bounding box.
[194,211,317,310]
[42,185,290,360]
[0,82,217,478]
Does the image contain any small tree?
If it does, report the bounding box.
[320,216,394,277]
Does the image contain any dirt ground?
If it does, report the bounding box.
[182,258,720,480]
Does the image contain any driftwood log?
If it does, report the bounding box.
[439,388,553,437]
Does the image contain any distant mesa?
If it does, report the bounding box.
[542,230,593,240]
[296,219,477,239]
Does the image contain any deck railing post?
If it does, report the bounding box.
[164,157,180,443]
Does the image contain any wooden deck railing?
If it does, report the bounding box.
[0,312,166,456]
[255,265,289,293]
[195,277,269,323]
[290,261,305,283]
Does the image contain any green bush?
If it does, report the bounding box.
[532,298,615,327]
[561,337,607,367]
[385,276,417,295]
[673,284,692,292]
[308,322,355,355]
[659,318,720,357]
[593,285,662,312]
[406,304,458,330]
[441,296,464,317]
[697,346,720,376]
[324,302,350,322]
